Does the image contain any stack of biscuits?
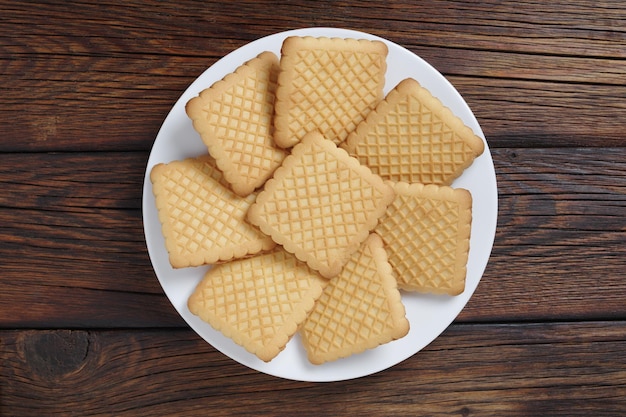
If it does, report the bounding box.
[150,36,485,364]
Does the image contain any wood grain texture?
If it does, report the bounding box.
[0,152,147,211]
[462,146,626,321]
[2,323,625,416]
[1,1,625,414]
[0,148,624,327]
[1,0,625,151]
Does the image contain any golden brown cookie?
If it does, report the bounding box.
[186,51,287,196]
[187,248,328,362]
[273,36,387,148]
[150,155,275,268]
[342,78,485,185]
[247,131,395,278]
[300,234,409,364]
[375,182,473,295]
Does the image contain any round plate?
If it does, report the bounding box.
[142,28,497,382]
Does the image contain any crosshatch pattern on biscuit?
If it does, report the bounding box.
[248,131,395,278]
[301,234,409,364]
[343,78,485,185]
[186,52,287,196]
[150,156,275,268]
[376,182,472,295]
[274,36,388,148]
[188,248,328,362]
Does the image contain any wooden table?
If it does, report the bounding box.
[2,1,625,415]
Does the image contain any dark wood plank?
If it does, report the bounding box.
[3,0,624,59]
[0,205,184,328]
[0,148,624,327]
[0,151,177,327]
[2,56,624,151]
[1,1,625,151]
[2,322,625,416]
[0,150,177,327]
[461,146,626,321]
[0,152,147,211]
[3,58,624,152]
[0,284,183,329]
[452,77,626,148]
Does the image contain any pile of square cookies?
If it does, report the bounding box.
[150,36,484,364]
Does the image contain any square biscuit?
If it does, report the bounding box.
[187,247,328,362]
[375,182,473,295]
[300,234,409,364]
[150,155,275,268]
[273,36,387,148]
[186,51,287,196]
[247,131,395,279]
[342,78,485,185]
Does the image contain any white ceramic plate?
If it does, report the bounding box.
[142,28,497,382]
